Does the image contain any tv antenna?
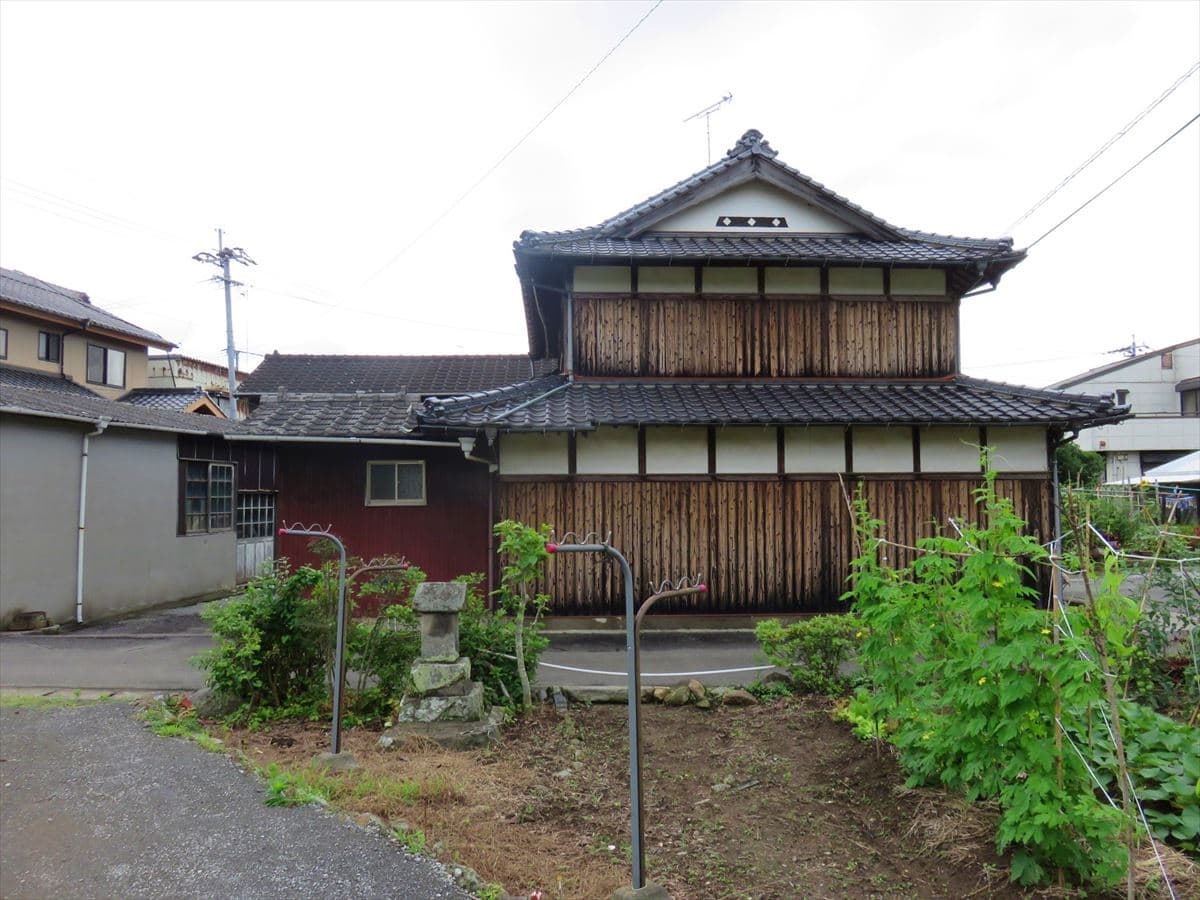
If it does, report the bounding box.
[1105,335,1149,358]
[684,93,733,164]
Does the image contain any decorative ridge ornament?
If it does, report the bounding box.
[728,128,777,159]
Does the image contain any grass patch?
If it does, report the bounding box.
[137,695,225,752]
[0,691,112,709]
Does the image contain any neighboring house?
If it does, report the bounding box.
[235,354,557,593]
[1047,339,1200,483]
[240,130,1124,618]
[120,386,227,417]
[147,353,250,416]
[0,267,174,400]
[0,369,259,627]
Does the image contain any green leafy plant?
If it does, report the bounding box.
[262,763,331,807]
[457,573,548,709]
[755,614,863,696]
[394,826,428,854]
[1055,443,1106,488]
[492,520,553,710]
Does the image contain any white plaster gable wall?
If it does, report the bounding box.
[989,427,1048,472]
[499,432,569,475]
[920,426,981,472]
[715,427,776,473]
[852,427,913,473]
[784,426,844,473]
[576,427,638,475]
[645,427,708,474]
[651,180,857,234]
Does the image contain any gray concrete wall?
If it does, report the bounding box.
[0,416,85,624]
[0,414,236,626]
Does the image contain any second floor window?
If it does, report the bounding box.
[87,344,126,387]
[0,327,7,359]
[38,331,61,362]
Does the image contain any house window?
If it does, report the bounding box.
[87,344,126,387]
[365,460,426,506]
[37,331,61,362]
[1115,388,1130,406]
[182,461,235,533]
[1182,389,1199,417]
[0,327,7,358]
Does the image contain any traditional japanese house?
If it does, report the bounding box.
[419,130,1127,616]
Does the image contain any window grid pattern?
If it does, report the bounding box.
[184,461,235,533]
[236,492,276,539]
[365,461,426,506]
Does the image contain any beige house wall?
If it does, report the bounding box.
[0,312,149,399]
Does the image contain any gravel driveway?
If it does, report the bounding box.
[0,702,468,899]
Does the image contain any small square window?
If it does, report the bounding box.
[38,331,61,362]
[0,327,7,359]
[1115,388,1130,406]
[365,461,426,506]
[87,344,127,388]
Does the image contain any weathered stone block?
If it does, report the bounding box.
[419,611,459,662]
[398,681,485,723]
[412,581,467,614]
[411,657,470,693]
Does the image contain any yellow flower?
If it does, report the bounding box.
[855,631,864,638]
[991,579,1004,588]
[978,676,987,685]
[921,732,932,741]
[1041,628,1052,636]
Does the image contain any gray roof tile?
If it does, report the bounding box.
[119,387,226,413]
[422,376,1126,431]
[1,268,172,347]
[1,383,244,434]
[240,397,418,437]
[0,364,100,398]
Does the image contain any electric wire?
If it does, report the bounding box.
[1007,61,1200,233]
[1027,112,1200,249]
[360,0,664,288]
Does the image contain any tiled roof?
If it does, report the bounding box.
[515,130,1020,266]
[516,234,1013,264]
[238,353,558,396]
[0,383,245,434]
[0,267,172,348]
[240,397,418,437]
[422,375,1126,431]
[0,364,100,398]
[119,386,225,413]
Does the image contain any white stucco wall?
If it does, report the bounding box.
[576,427,638,475]
[891,269,947,296]
[573,266,633,293]
[651,180,857,233]
[852,427,913,473]
[645,427,708,474]
[715,427,776,473]
[499,432,569,475]
[783,426,845,473]
[989,427,1049,472]
[701,267,756,294]
[638,266,695,293]
[920,426,981,472]
[828,268,884,295]
[764,267,820,295]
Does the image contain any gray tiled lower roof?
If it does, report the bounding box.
[1,268,172,348]
[421,376,1126,431]
[240,397,418,437]
[0,383,244,434]
[0,364,100,398]
[517,234,1015,264]
[119,387,225,412]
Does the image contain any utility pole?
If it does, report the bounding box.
[1105,335,1149,359]
[683,93,733,165]
[193,229,255,419]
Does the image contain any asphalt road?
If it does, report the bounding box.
[0,702,467,900]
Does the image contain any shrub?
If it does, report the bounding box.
[755,614,863,696]
[1055,443,1105,488]
[457,573,549,709]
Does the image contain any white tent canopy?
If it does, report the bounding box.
[1109,450,1200,485]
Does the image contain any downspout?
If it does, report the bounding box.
[76,417,110,623]
[457,435,499,605]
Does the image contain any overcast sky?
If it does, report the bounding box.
[1,0,1197,388]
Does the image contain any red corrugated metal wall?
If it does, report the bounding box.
[276,444,491,613]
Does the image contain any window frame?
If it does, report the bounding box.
[87,343,127,388]
[37,331,62,362]
[1182,389,1199,418]
[180,460,236,534]
[364,460,427,507]
[0,326,7,359]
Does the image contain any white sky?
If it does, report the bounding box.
[1,0,1197,389]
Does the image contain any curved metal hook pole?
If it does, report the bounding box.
[278,524,348,756]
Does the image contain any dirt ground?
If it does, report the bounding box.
[225,695,1026,899]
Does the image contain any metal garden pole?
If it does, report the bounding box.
[278,523,348,755]
[545,534,647,889]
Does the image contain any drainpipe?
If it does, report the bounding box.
[75,417,110,623]
[458,435,498,605]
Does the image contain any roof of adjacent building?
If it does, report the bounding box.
[1,382,245,435]
[239,397,418,437]
[515,130,1021,267]
[119,386,227,415]
[148,353,250,380]
[238,352,558,396]
[0,267,173,348]
[422,375,1127,432]
[0,364,100,398]
[1046,338,1200,389]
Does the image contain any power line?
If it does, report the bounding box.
[360,0,664,288]
[1028,112,1200,250]
[1006,60,1200,234]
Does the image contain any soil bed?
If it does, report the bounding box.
[225,696,1023,899]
